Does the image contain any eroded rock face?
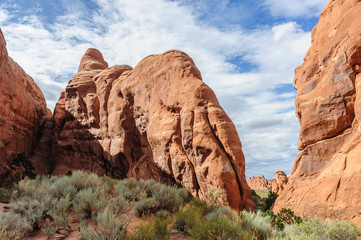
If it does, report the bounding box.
[274,0,361,226]
[0,28,49,183]
[271,171,288,195]
[246,175,272,190]
[52,48,254,210]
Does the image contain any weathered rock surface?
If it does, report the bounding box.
[271,171,288,195]
[0,28,49,183]
[274,0,361,227]
[52,48,254,210]
[246,175,272,190]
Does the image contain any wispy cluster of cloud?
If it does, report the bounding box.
[262,0,328,18]
[0,0,325,179]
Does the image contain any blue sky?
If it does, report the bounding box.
[0,0,328,179]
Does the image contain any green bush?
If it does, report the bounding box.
[189,198,216,215]
[262,190,278,211]
[265,208,303,230]
[173,206,202,232]
[128,217,170,240]
[0,188,11,203]
[10,153,36,180]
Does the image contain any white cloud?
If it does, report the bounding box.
[262,0,328,18]
[0,0,317,179]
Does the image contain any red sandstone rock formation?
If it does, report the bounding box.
[246,175,272,190]
[0,28,49,184]
[271,171,288,195]
[52,48,254,210]
[274,0,361,226]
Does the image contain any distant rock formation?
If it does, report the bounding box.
[0,28,49,184]
[271,171,288,195]
[246,175,272,190]
[274,0,361,227]
[51,48,254,210]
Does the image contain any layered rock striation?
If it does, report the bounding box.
[52,48,254,210]
[246,175,272,190]
[274,0,361,226]
[0,28,49,184]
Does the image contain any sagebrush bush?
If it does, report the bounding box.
[70,170,102,191]
[134,198,156,217]
[242,210,273,240]
[80,207,128,240]
[74,187,106,221]
[0,211,32,238]
[281,218,361,240]
[115,179,142,201]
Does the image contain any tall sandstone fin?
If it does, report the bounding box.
[53,48,255,210]
[0,28,49,184]
[273,0,361,227]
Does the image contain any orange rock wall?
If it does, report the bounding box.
[274,0,361,226]
[246,175,272,190]
[0,28,49,184]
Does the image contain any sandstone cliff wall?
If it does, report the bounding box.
[246,175,272,190]
[274,0,361,226]
[0,28,49,184]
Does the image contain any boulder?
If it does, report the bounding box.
[52,48,254,210]
[273,0,361,227]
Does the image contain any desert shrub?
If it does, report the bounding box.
[189,198,216,215]
[41,219,57,239]
[69,170,102,191]
[190,214,251,240]
[282,218,361,240]
[73,187,106,221]
[112,196,129,214]
[101,175,119,193]
[115,179,142,201]
[139,179,156,196]
[262,190,278,211]
[242,210,273,239]
[16,178,38,198]
[128,217,170,240]
[134,198,156,217]
[0,188,11,203]
[0,211,32,238]
[173,206,202,232]
[79,207,128,240]
[325,220,361,240]
[10,153,36,180]
[10,198,46,229]
[48,194,72,235]
[151,184,183,213]
[265,208,303,230]
[206,206,238,222]
[156,210,169,218]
